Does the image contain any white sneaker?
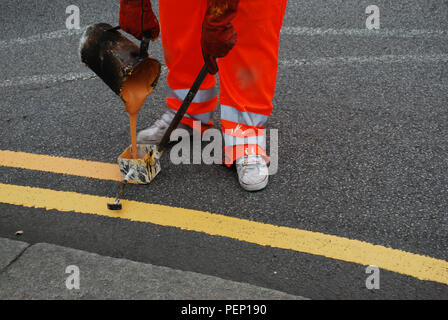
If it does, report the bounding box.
[137,110,192,145]
[236,155,269,191]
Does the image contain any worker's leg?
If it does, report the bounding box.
[218,0,287,164]
[158,0,217,132]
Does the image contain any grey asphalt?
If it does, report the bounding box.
[0,238,303,300]
[1,0,448,299]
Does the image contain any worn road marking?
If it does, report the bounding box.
[0,150,122,181]
[1,53,447,88]
[0,72,97,88]
[280,53,448,67]
[0,68,167,89]
[0,28,86,48]
[0,182,447,286]
[281,26,448,38]
[1,26,446,48]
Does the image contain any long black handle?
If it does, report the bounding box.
[158,64,209,153]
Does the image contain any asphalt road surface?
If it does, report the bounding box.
[1,0,448,299]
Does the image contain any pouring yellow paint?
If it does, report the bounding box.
[120,60,159,159]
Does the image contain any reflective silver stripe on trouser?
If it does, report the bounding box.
[183,112,215,124]
[223,131,266,149]
[167,87,217,124]
[221,105,269,127]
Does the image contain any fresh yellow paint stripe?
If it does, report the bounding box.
[0,150,121,181]
[0,183,447,285]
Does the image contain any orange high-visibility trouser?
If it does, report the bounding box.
[159,0,287,165]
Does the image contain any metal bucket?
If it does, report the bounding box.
[79,23,161,100]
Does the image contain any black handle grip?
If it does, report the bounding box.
[140,36,150,58]
[107,26,149,58]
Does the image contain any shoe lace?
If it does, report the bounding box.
[240,155,263,167]
[238,155,268,177]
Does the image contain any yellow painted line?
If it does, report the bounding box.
[0,150,121,182]
[0,183,447,285]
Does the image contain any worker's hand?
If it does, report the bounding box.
[201,0,240,74]
[119,0,160,41]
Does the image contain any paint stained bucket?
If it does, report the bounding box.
[118,144,161,184]
[79,23,161,100]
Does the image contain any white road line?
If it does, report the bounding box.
[280,53,448,67]
[0,28,87,48]
[0,54,445,88]
[1,25,447,49]
[0,67,168,89]
[0,52,445,89]
[0,72,96,88]
[281,26,448,38]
